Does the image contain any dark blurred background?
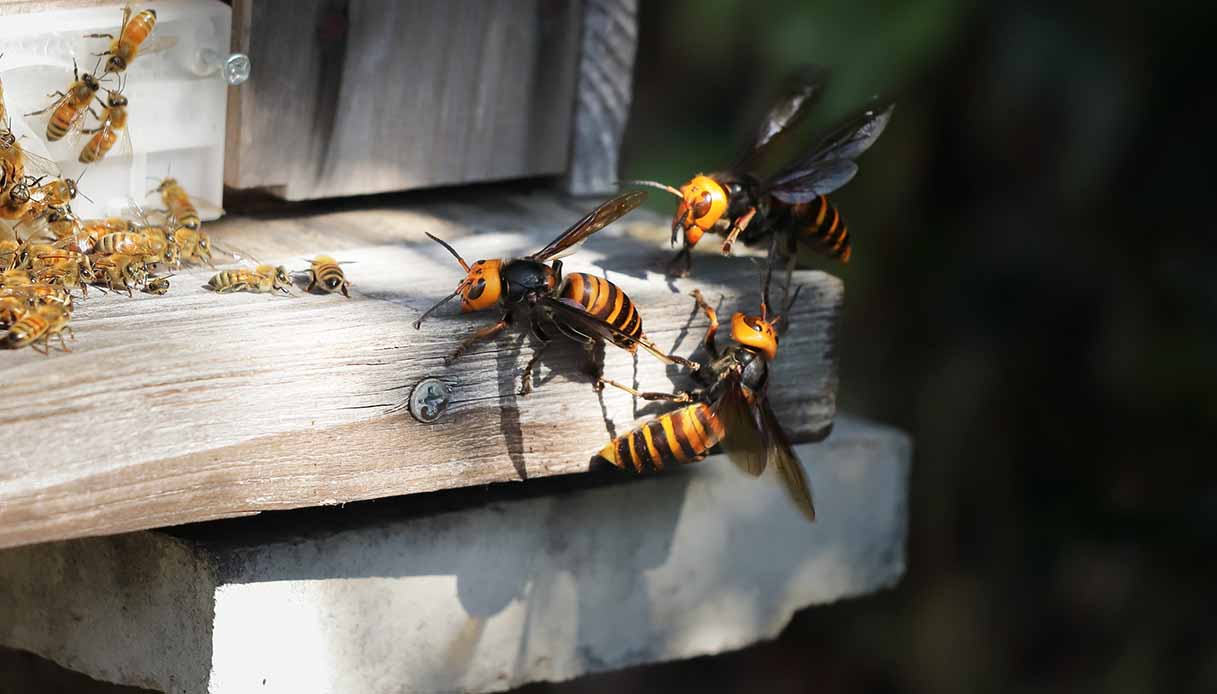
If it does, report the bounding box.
[542,0,1217,692]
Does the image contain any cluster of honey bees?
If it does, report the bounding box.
[0,5,164,351]
[1,6,352,353]
[415,73,893,520]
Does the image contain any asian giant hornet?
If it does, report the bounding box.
[595,266,816,521]
[415,190,698,395]
[626,68,892,280]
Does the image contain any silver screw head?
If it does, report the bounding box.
[223,53,251,85]
[409,378,452,423]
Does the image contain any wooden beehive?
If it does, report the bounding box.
[225,0,635,199]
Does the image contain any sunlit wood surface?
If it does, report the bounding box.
[0,189,842,549]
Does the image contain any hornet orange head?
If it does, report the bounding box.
[728,263,804,361]
[729,311,779,361]
[414,233,504,329]
[624,175,728,248]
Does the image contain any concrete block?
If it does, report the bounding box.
[0,417,910,694]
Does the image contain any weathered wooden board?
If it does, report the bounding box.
[562,0,637,195]
[0,0,126,13]
[0,189,841,549]
[0,418,908,694]
[225,0,584,200]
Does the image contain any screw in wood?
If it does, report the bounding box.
[193,48,251,85]
[409,378,452,424]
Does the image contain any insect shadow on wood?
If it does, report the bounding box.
[625,291,714,420]
[497,332,528,480]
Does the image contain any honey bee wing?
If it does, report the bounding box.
[528,190,647,261]
[766,101,893,194]
[759,398,816,521]
[12,135,60,179]
[116,118,134,159]
[715,382,768,477]
[734,66,829,171]
[131,35,179,61]
[79,115,120,162]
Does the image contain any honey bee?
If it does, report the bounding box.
[170,225,212,267]
[86,6,163,75]
[5,281,73,310]
[31,176,79,209]
[0,238,18,270]
[304,255,351,297]
[136,225,177,266]
[0,129,21,192]
[45,208,95,255]
[73,216,132,247]
[32,246,94,292]
[0,179,33,221]
[94,230,151,256]
[143,274,171,295]
[79,89,129,163]
[156,177,202,231]
[45,206,80,236]
[26,60,103,143]
[32,246,90,272]
[0,267,32,288]
[11,241,58,269]
[2,302,73,353]
[4,174,84,233]
[206,264,291,295]
[92,253,146,296]
[1,131,59,196]
[595,270,815,520]
[0,294,26,328]
[53,222,103,255]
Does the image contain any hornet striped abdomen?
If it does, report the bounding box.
[560,273,642,350]
[777,195,851,263]
[593,403,726,473]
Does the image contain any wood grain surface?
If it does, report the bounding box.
[562,0,637,195]
[0,189,841,549]
[225,0,584,200]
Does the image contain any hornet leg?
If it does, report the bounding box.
[445,316,510,366]
[519,338,551,396]
[597,377,698,403]
[689,289,720,359]
[720,207,757,255]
